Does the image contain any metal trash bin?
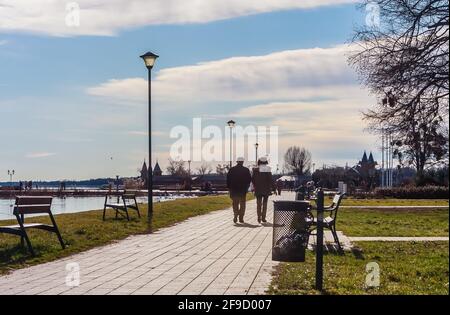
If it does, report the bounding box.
[272,200,312,262]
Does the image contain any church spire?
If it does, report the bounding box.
[362,151,368,163]
[153,161,162,176]
[368,152,375,164]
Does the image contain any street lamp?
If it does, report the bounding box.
[255,142,259,163]
[140,51,159,224]
[7,169,14,206]
[227,120,236,168]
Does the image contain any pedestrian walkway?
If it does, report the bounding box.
[0,195,287,295]
[1,192,446,295]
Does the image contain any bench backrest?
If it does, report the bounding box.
[14,196,53,215]
[329,193,345,220]
[332,194,342,207]
[122,190,137,200]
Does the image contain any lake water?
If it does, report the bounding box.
[0,195,196,221]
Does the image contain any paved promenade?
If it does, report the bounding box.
[1,192,447,295]
[0,195,286,295]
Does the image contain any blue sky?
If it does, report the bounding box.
[0,0,378,181]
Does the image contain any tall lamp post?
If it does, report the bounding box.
[7,169,14,207]
[227,120,236,168]
[255,142,259,163]
[140,51,159,223]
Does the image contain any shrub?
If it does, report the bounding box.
[373,186,449,199]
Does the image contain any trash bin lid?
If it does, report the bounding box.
[273,200,310,211]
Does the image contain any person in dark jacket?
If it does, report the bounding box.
[252,157,276,223]
[276,180,283,196]
[227,157,252,223]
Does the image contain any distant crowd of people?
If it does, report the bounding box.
[18,181,34,191]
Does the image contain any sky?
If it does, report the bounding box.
[0,0,379,181]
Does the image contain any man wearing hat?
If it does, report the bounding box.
[252,156,277,223]
[227,157,252,223]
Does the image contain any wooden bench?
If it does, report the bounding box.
[0,196,65,256]
[103,191,141,221]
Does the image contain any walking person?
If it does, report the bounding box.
[252,157,276,223]
[276,179,283,196]
[227,157,252,224]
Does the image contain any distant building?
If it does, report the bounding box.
[357,151,377,176]
[192,174,227,191]
[347,151,378,189]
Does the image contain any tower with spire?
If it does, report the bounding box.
[140,159,148,187]
[153,161,162,177]
[358,150,377,175]
[361,151,368,164]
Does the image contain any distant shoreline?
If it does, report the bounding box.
[0,189,227,198]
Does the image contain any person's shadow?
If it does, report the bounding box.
[234,222,260,228]
[261,222,274,227]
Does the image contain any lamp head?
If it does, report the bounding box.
[140,51,159,69]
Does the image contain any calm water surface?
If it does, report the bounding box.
[0,195,196,221]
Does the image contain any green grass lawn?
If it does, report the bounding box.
[269,242,449,295]
[338,208,449,237]
[271,197,449,295]
[0,194,245,275]
[327,197,449,207]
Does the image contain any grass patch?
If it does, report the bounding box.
[338,208,449,237]
[328,197,449,207]
[269,241,449,295]
[0,194,248,275]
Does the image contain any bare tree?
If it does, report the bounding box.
[350,0,449,179]
[196,162,212,175]
[284,146,312,176]
[391,111,448,177]
[215,163,230,175]
[350,0,449,119]
[166,159,188,176]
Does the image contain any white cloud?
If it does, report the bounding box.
[127,130,166,137]
[230,96,378,167]
[233,97,373,138]
[26,152,56,158]
[89,43,377,168]
[88,78,146,105]
[88,45,360,106]
[0,0,358,36]
[0,39,7,45]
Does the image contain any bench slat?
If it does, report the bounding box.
[14,205,51,215]
[0,223,52,229]
[16,196,53,205]
[105,203,125,208]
